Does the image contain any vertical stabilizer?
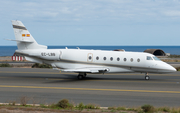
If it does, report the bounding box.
[12,20,47,50]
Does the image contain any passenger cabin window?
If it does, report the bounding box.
[103,57,106,60]
[130,58,133,62]
[137,58,140,62]
[110,57,113,61]
[117,57,120,61]
[147,56,153,60]
[124,58,127,62]
[96,56,99,60]
[153,56,161,61]
[89,56,92,60]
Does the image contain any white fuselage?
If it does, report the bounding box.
[16,49,176,74]
[11,20,176,80]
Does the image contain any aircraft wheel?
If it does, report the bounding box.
[145,76,150,80]
[77,75,83,80]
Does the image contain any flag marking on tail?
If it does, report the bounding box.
[22,34,25,37]
[22,34,30,37]
[26,34,30,37]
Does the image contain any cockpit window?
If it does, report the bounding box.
[153,56,161,61]
[147,56,153,60]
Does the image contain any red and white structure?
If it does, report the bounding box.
[12,53,24,61]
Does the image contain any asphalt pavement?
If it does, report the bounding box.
[0,67,180,107]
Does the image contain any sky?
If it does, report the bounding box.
[1,0,180,46]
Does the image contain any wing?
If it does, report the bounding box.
[56,67,109,73]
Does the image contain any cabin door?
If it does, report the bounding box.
[59,51,62,60]
[87,53,93,62]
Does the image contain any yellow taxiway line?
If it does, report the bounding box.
[0,85,179,94]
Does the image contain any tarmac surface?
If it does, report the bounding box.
[0,67,180,107]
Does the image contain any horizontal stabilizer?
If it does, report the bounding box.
[5,39,34,43]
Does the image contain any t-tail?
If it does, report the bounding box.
[12,20,47,50]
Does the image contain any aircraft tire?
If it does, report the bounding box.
[145,76,150,80]
[77,75,83,80]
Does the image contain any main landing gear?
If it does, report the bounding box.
[145,73,150,80]
[77,73,86,80]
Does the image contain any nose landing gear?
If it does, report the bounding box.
[145,73,150,80]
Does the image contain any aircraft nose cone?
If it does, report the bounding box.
[169,66,177,72]
[164,63,176,72]
[158,62,177,73]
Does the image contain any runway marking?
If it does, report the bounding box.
[0,85,180,94]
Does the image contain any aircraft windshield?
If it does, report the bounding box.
[147,56,153,60]
[153,56,161,61]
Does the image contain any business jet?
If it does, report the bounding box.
[9,20,176,80]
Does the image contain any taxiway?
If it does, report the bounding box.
[0,68,179,107]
